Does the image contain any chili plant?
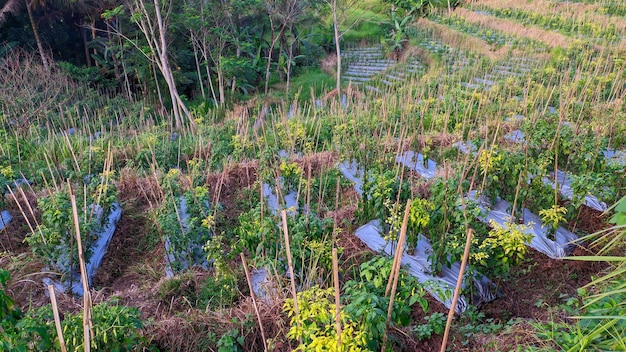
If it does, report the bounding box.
[24,174,118,284]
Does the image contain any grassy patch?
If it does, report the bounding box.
[288,67,336,101]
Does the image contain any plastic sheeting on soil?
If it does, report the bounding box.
[338,160,365,196]
[355,220,496,314]
[262,182,298,216]
[0,210,12,231]
[256,177,303,297]
[396,151,437,180]
[543,171,607,212]
[45,202,122,295]
[453,141,477,155]
[504,130,525,143]
[251,268,272,300]
[468,191,578,259]
[85,203,122,282]
[165,197,211,278]
[604,149,626,166]
[340,158,496,313]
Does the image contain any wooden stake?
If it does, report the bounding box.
[68,181,92,352]
[281,210,302,345]
[48,285,67,352]
[386,199,411,297]
[381,199,411,352]
[332,248,342,349]
[440,229,473,352]
[240,253,268,352]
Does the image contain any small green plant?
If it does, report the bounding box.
[279,160,303,192]
[216,328,244,352]
[1,269,26,352]
[470,221,533,282]
[6,300,144,351]
[234,205,278,259]
[407,198,434,254]
[284,286,368,351]
[0,164,14,208]
[358,168,410,225]
[198,273,239,311]
[539,205,567,241]
[414,312,446,341]
[343,256,429,350]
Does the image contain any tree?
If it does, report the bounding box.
[184,0,236,105]
[0,0,106,70]
[324,0,363,95]
[126,0,193,129]
[263,0,307,95]
[0,0,51,70]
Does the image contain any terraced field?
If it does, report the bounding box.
[1,1,624,351]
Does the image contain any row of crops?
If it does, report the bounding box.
[469,5,625,42]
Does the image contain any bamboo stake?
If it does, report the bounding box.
[386,199,411,297]
[68,181,92,352]
[332,248,342,349]
[48,285,67,352]
[440,229,473,352]
[240,253,268,352]
[381,199,411,352]
[281,210,302,345]
[6,186,39,244]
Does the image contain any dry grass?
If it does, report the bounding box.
[454,7,573,49]
[147,298,291,352]
[416,18,507,60]
[320,53,338,77]
[453,319,555,352]
[399,46,439,70]
[0,50,77,132]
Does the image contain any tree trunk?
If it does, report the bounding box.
[91,17,98,67]
[25,0,49,71]
[190,32,206,100]
[80,17,92,66]
[106,20,123,90]
[286,26,294,96]
[205,62,218,106]
[153,0,193,129]
[332,0,341,94]
[264,25,276,96]
[217,62,225,105]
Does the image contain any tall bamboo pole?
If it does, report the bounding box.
[440,229,474,352]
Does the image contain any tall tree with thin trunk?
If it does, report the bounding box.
[126,0,193,129]
[0,0,51,70]
[325,0,362,95]
[183,0,233,106]
[0,0,107,70]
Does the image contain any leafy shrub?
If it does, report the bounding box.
[343,256,429,350]
[284,286,368,351]
[471,221,533,279]
[4,300,144,351]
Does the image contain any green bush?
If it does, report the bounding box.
[4,300,144,352]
